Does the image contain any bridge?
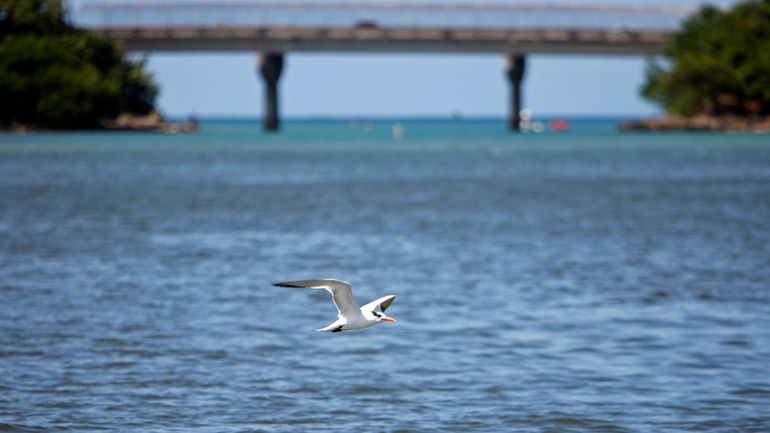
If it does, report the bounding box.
[76,2,697,131]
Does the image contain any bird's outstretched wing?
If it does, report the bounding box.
[273,279,361,317]
[361,295,396,313]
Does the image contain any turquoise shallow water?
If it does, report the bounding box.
[1,119,770,432]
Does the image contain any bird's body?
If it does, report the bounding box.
[273,279,397,332]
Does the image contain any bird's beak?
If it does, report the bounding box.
[381,315,397,323]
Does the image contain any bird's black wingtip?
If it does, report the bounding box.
[273,282,299,288]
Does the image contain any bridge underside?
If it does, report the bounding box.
[97,26,668,55]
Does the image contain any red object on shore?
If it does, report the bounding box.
[549,119,570,132]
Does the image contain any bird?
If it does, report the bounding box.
[273,279,397,332]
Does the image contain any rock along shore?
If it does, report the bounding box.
[101,111,199,133]
[2,111,198,134]
[619,115,770,133]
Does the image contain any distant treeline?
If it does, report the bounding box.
[0,0,157,129]
[642,0,770,117]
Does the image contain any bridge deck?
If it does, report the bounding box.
[94,25,670,54]
[80,2,690,54]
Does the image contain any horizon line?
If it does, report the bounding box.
[167,114,654,121]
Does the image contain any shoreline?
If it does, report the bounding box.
[2,112,198,134]
[101,112,199,133]
[619,115,770,133]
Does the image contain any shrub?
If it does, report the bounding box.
[0,0,157,128]
[642,0,770,117]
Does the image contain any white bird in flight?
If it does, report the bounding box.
[273,279,397,332]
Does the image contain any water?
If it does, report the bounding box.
[2,119,770,432]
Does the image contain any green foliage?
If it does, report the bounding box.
[0,0,157,128]
[642,1,770,117]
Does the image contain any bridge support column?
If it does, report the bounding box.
[259,52,284,132]
[505,54,526,131]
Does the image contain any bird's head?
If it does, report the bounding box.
[370,310,397,323]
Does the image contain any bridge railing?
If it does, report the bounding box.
[76,2,695,31]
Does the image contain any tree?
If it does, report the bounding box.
[0,0,158,128]
[642,0,770,117]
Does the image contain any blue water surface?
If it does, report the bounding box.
[1,119,770,432]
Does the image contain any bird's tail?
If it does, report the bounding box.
[316,323,341,332]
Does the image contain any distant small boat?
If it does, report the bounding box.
[549,119,570,132]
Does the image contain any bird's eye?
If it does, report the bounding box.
[372,311,381,318]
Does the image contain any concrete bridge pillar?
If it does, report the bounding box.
[505,54,526,131]
[258,52,284,132]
